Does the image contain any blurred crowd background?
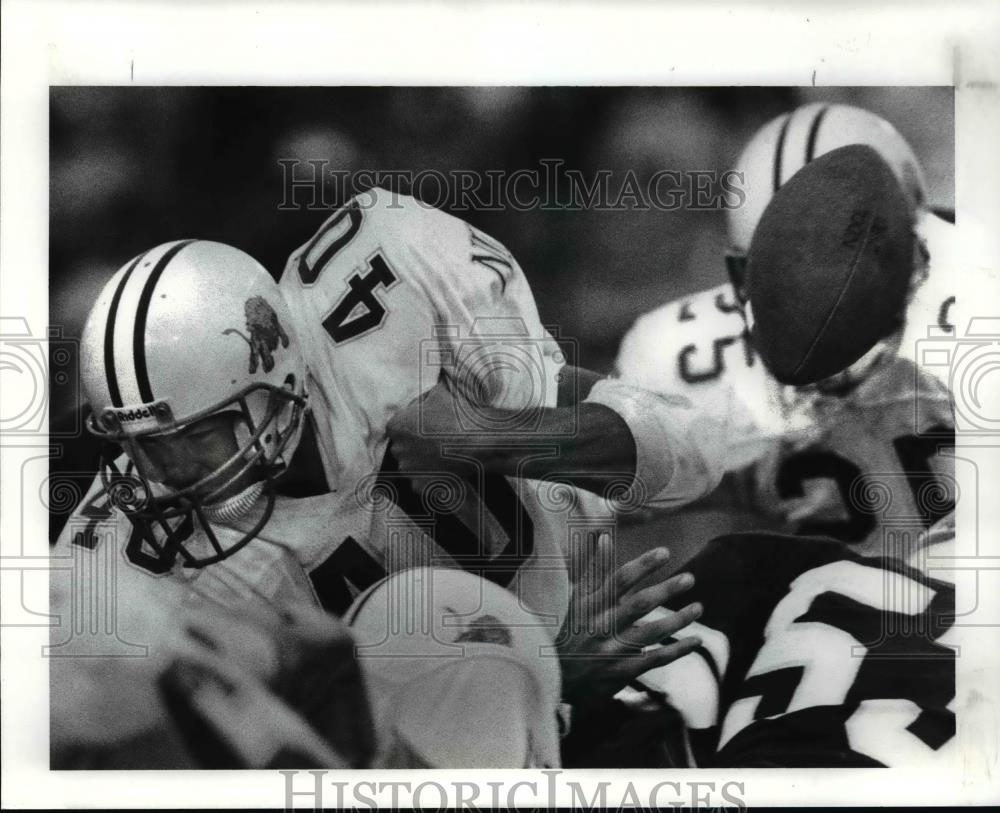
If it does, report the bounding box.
[49,86,953,538]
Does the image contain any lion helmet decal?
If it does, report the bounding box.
[223,296,291,374]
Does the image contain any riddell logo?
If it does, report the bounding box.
[116,406,155,423]
[103,403,164,431]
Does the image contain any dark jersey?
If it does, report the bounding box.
[632,533,955,767]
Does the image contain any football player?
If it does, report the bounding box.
[619,528,957,768]
[615,103,961,558]
[54,187,720,714]
[51,561,565,769]
[615,139,991,769]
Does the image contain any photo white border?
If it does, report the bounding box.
[2,1,998,808]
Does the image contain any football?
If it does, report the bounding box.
[745,144,916,386]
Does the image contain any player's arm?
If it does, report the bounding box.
[387,379,636,496]
[52,591,373,769]
[378,197,720,505]
[387,375,726,506]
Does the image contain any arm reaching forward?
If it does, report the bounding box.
[386,370,725,509]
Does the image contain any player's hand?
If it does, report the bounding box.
[161,601,376,770]
[159,653,350,769]
[556,534,703,708]
[269,602,376,768]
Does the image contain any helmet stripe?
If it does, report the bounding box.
[104,252,146,407]
[772,113,792,192]
[804,104,830,164]
[132,240,197,403]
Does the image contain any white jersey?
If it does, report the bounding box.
[53,460,345,613]
[57,188,719,630]
[274,187,587,624]
[616,281,788,471]
[899,210,1000,399]
[274,188,718,620]
[615,212,962,555]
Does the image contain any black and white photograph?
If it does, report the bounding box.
[2,3,999,810]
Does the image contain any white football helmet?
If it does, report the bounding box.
[728,103,928,397]
[726,102,928,305]
[80,239,307,568]
[347,567,562,768]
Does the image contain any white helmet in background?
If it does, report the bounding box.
[80,239,307,569]
[725,102,928,304]
[347,567,562,769]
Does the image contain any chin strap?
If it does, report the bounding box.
[201,480,266,524]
